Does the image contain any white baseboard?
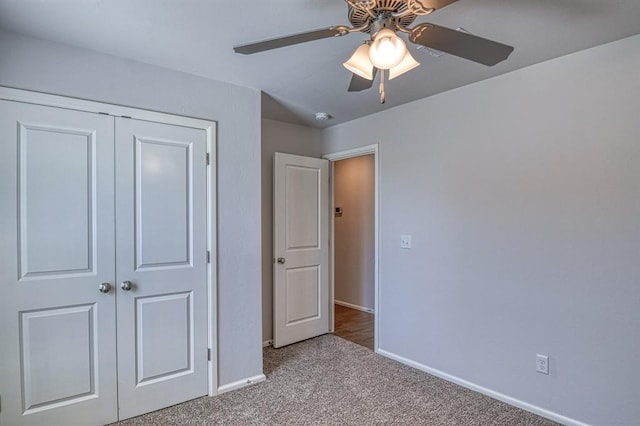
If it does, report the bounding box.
[263,340,272,347]
[217,374,266,395]
[376,349,588,426]
[334,300,374,314]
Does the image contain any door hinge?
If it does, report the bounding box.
[207,250,211,263]
[207,348,211,361]
[206,152,210,166]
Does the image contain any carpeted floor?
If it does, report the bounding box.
[115,335,558,425]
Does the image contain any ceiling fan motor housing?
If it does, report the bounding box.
[348,0,418,33]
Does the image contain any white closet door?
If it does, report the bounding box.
[114,118,209,420]
[0,101,118,425]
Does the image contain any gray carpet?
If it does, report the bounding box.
[115,335,558,425]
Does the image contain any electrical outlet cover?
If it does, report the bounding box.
[536,354,549,375]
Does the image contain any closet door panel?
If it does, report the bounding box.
[115,117,208,420]
[0,100,117,426]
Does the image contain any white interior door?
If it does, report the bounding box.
[273,153,329,348]
[114,118,209,419]
[0,100,118,425]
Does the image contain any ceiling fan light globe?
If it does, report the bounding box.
[369,29,407,70]
[343,43,375,80]
[389,50,420,80]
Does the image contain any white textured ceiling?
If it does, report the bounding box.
[0,0,639,128]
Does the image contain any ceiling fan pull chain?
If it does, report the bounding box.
[379,69,386,104]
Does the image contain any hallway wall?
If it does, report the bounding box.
[334,155,375,312]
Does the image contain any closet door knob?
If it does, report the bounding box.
[98,282,112,294]
[277,257,286,264]
[120,280,133,291]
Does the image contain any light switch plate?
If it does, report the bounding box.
[401,234,412,249]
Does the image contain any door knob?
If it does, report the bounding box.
[120,280,133,291]
[98,282,112,294]
[277,257,286,264]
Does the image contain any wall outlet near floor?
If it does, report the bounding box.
[400,234,412,249]
[536,354,549,375]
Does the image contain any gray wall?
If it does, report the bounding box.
[261,119,323,343]
[0,30,263,387]
[334,155,375,311]
[323,35,640,426]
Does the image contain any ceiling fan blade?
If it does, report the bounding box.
[401,0,458,15]
[409,23,514,66]
[234,27,346,55]
[414,0,459,11]
[348,69,378,92]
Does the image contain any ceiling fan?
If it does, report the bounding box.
[234,0,514,103]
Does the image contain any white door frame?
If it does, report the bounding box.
[323,144,379,352]
[0,86,219,397]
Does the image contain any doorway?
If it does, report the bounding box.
[325,145,379,352]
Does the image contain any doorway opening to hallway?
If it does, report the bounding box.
[326,146,378,351]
